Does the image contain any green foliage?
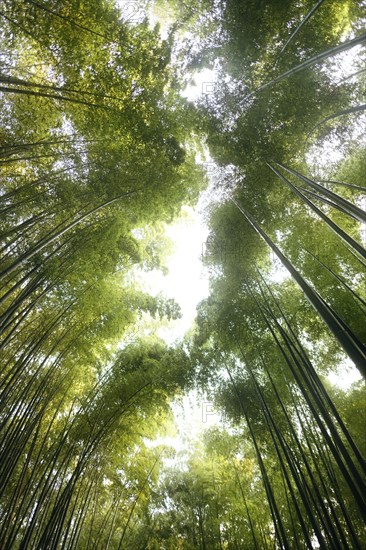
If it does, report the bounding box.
[0,0,365,548]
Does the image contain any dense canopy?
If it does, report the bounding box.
[0,0,365,548]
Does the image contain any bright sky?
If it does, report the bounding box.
[327,358,362,390]
[133,205,210,345]
[181,68,218,102]
[145,389,227,469]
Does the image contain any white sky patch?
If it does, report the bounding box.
[145,390,225,467]
[268,253,291,283]
[181,68,218,103]
[133,206,210,344]
[307,44,366,175]
[326,358,363,391]
[322,44,365,85]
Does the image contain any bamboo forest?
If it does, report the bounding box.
[0,0,366,548]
